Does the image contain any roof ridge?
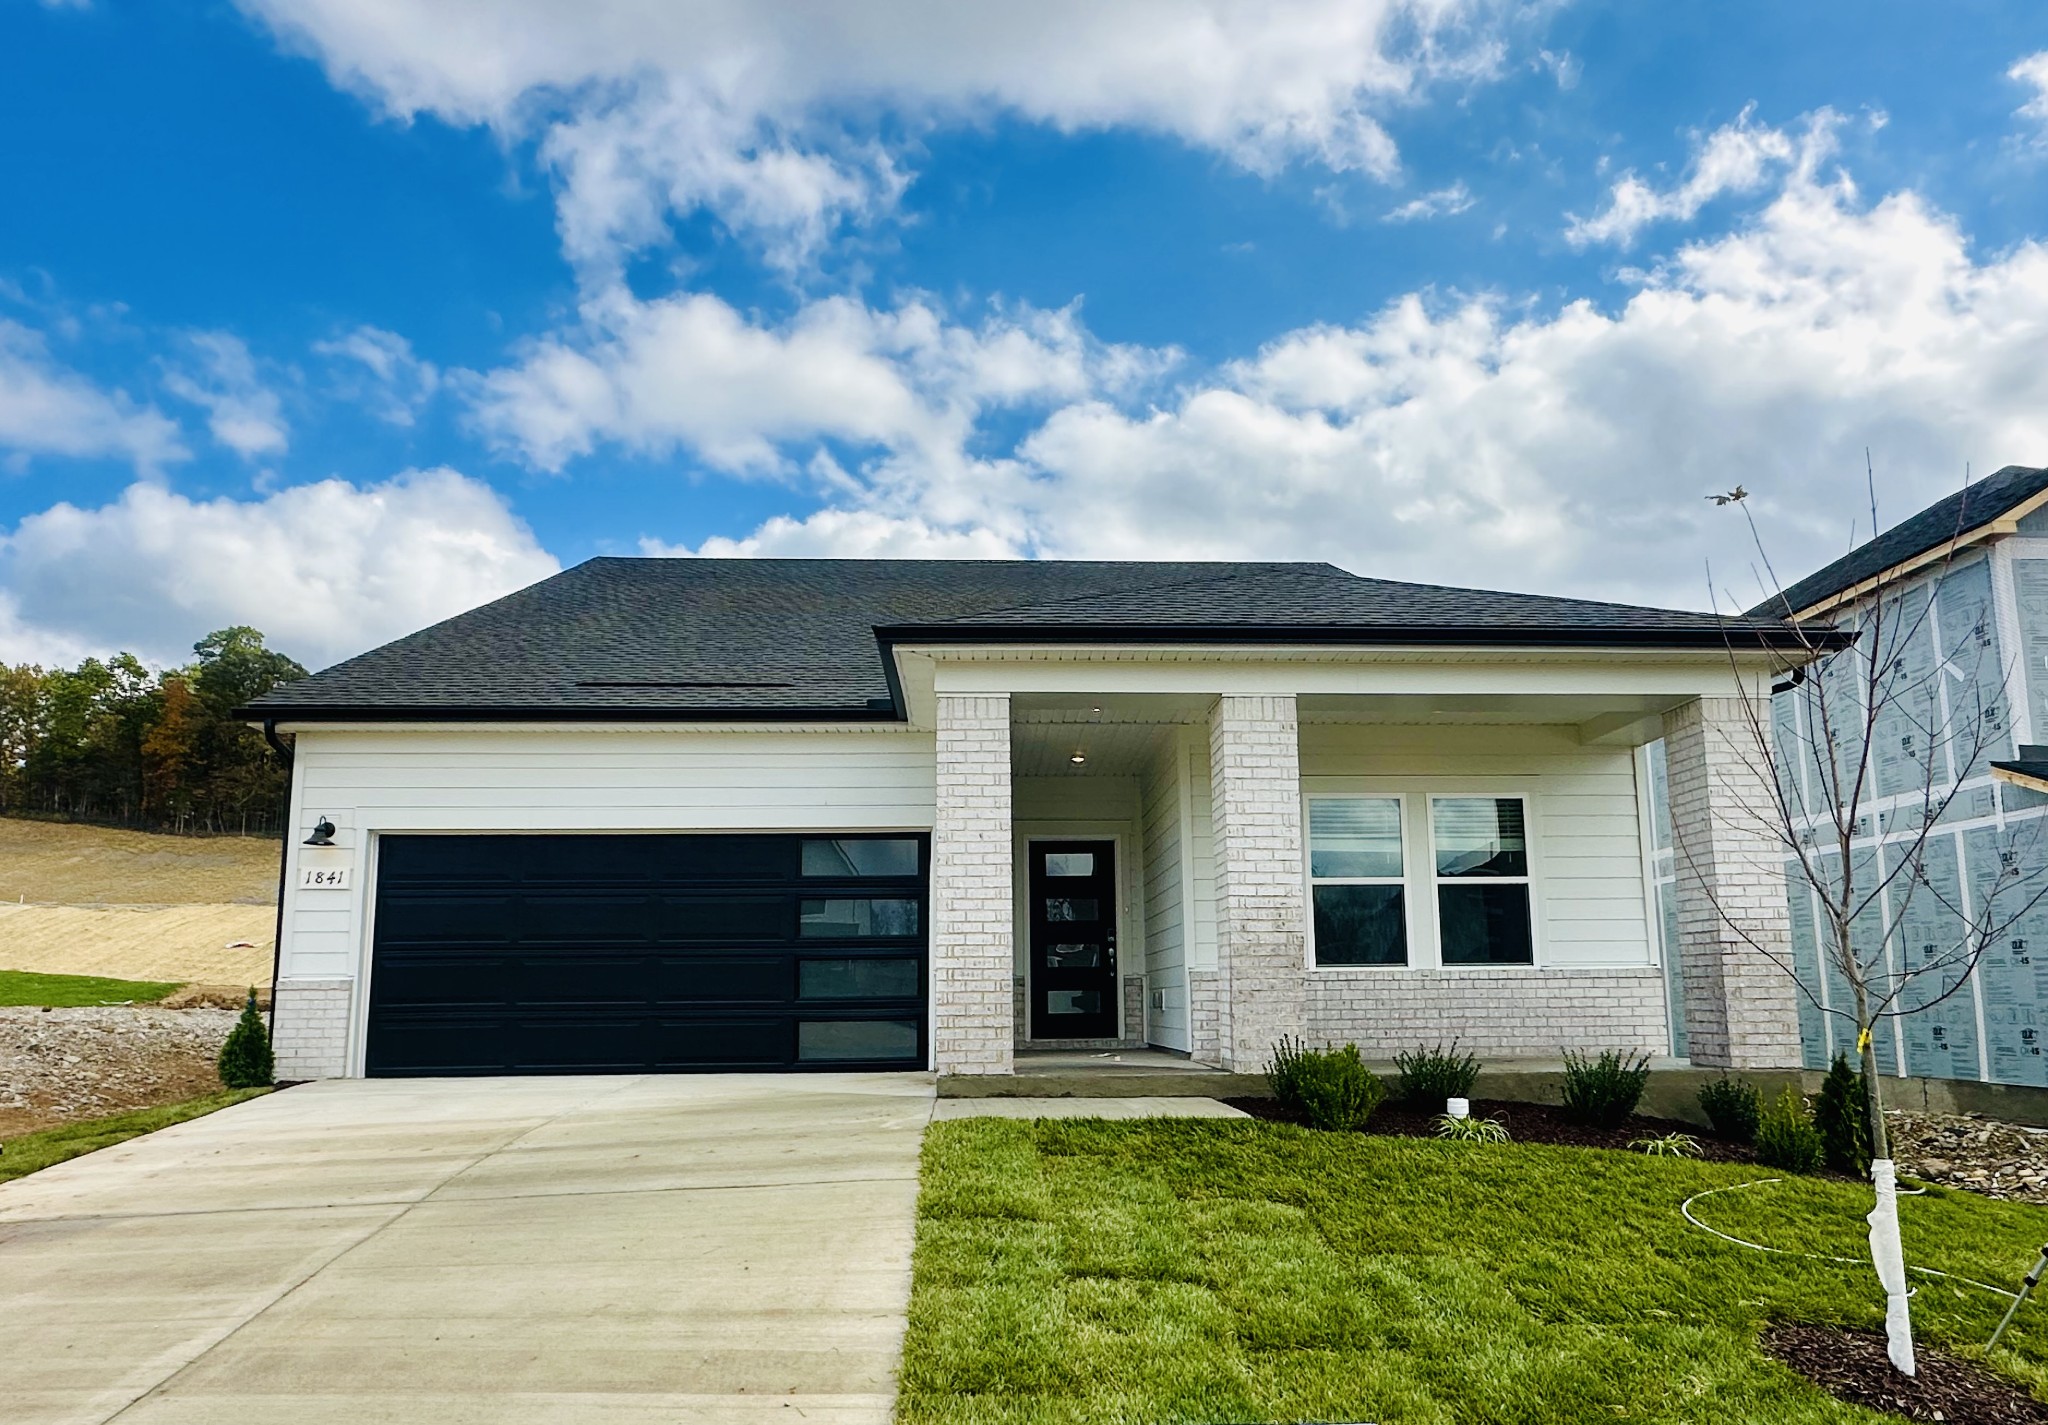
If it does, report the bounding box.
[908,563,1345,626]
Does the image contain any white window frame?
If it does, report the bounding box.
[1305,792,1413,969]
[1427,793,1538,968]
[1301,778,1544,972]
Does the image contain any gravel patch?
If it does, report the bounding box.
[1889,1109,2048,1203]
[0,1005,238,1136]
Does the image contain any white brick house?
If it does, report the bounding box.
[241,558,1830,1080]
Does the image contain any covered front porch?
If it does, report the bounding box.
[911,648,1806,1079]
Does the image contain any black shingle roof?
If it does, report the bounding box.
[1753,464,2048,618]
[243,558,1827,722]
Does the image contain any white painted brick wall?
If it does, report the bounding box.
[1663,696,1804,1069]
[1209,695,1308,1072]
[272,977,354,1080]
[932,693,1015,1074]
[1189,968,1221,1064]
[1306,968,1669,1056]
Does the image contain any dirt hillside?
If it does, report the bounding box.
[0,817,278,906]
[0,818,278,983]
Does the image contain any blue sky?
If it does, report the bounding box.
[5,0,2048,670]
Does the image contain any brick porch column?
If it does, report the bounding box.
[932,693,1015,1075]
[1663,695,1804,1069]
[1209,694,1308,1072]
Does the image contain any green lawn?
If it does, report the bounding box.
[898,1117,2048,1424]
[0,1090,268,1186]
[0,968,183,1007]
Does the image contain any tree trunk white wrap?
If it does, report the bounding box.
[1866,1159,1917,1376]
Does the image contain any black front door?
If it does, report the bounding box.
[1028,840,1118,1040]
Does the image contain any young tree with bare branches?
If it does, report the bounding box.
[1688,470,2048,1375]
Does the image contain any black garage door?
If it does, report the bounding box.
[366,833,927,1075]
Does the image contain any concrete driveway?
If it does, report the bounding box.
[0,1073,934,1425]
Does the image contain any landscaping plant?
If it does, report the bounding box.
[1696,1075,1763,1143]
[1266,1037,1385,1130]
[1754,1086,1824,1173]
[1629,1132,1702,1158]
[1559,1048,1652,1128]
[217,989,275,1089]
[1815,1053,1874,1175]
[1394,1041,1481,1105]
[1434,1114,1509,1143]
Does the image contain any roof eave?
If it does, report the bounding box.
[234,702,905,726]
[874,621,1846,653]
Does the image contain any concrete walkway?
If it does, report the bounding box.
[0,1074,934,1425]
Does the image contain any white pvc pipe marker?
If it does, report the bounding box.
[1867,1159,1917,1376]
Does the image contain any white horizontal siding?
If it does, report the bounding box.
[1299,722,1655,969]
[277,728,940,1006]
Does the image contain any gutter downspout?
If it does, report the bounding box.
[261,719,292,1035]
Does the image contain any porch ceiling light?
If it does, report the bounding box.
[1069,750,1088,765]
[304,816,337,847]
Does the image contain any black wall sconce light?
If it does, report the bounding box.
[304,816,337,847]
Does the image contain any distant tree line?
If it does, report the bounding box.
[0,627,306,836]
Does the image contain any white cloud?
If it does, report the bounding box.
[314,324,440,426]
[644,509,1019,560]
[602,167,2048,615]
[238,0,1526,273]
[1382,181,1473,223]
[2011,51,2048,150]
[161,331,289,460]
[1565,105,1843,249]
[468,288,1173,482]
[0,469,559,669]
[0,319,185,471]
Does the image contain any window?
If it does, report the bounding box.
[1308,796,1408,965]
[1432,797,1534,964]
[797,1020,919,1061]
[798,958,920,999]
[798,898,921,938]
[800,838,920,877]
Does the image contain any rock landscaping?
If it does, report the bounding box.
[1889,1109,2048,1205]
[0,1005,238,1136]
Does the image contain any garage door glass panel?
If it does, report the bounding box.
[654,1018,788,1067]
[658,894,789,942]
[372,956,511,1009]
[801,838,920,877]
[652,958,785,1003]
[517,955,661,1005]
[798,898,920,938]
[376,895,523,941]
[797,1020,919,1061]
[513,894,659,942]
[798,958,921,999]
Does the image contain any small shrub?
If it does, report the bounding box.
[1630,1132,1702,1158]
[1297,1045,1387,1131]
[1394,1041,1481,1105]
[1559,1048,1652,1127]
[1435,1114,1509,1143]
[1266,1034,1312,1107]
[217,989,275,1089]
[1754,1086,1824,1173]
[1696,1076,1763,1143]
[1267,1037,1385,1130]
[1815,1052,1874,1175]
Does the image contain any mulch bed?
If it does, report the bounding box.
[1763,1323,2048,1423]
[1223,1095,1767,1164]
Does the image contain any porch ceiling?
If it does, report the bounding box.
[1007,690,1687,774]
